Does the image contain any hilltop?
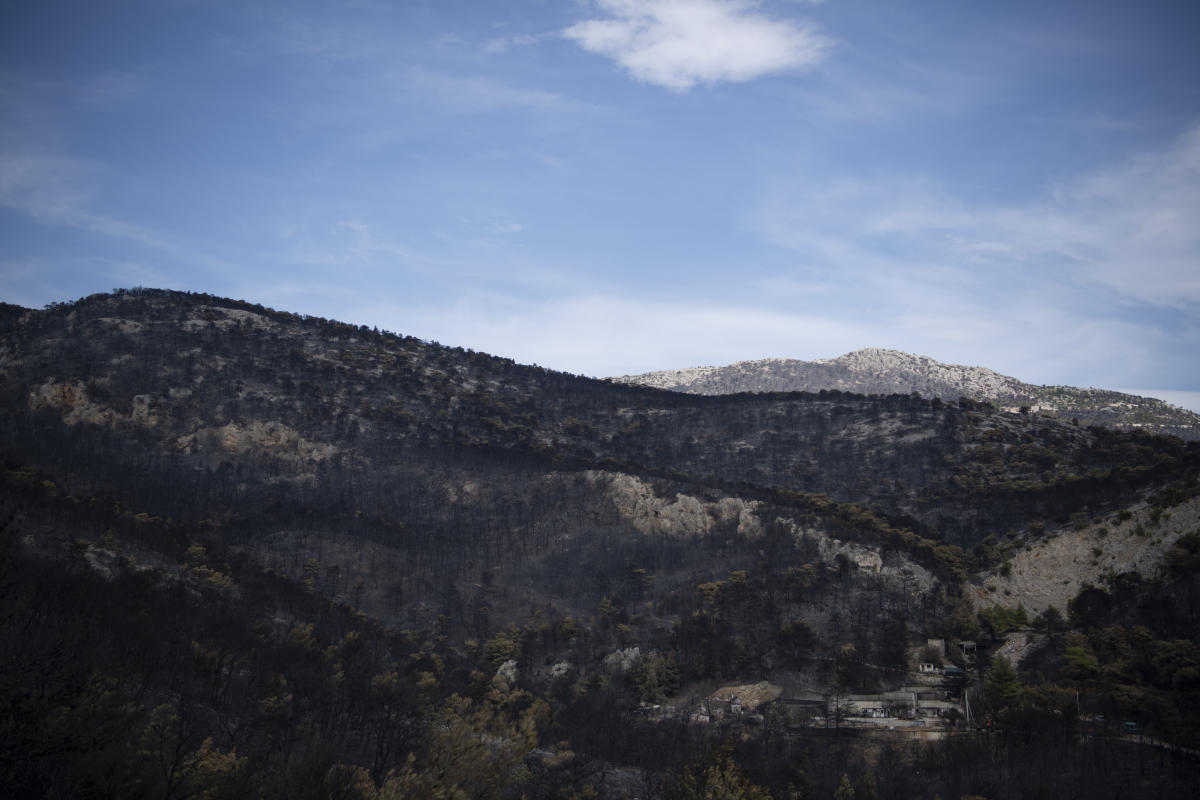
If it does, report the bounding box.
[615,347,1200,440]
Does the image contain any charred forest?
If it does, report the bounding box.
[3,288,1199,799]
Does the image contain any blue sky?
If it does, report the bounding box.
[2,0,1199,408]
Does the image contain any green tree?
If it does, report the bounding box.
[779,619,818,668]
[139,704,246,800]
[381,690,543,800]
[1062,635,1100,685]
[322,764,377,800]
[483,629,519,669]
[983,656,1022,712]
[665,749,771,800]
[633,653,680,704]
[302,556,321,591]
[946,597,980,640]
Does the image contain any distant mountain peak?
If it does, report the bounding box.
[614,349,1200,440]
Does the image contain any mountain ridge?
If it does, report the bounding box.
[614,347,1200,440]
[3,288,1200,798]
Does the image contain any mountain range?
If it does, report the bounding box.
[2,289,1198,799]
[615,348,1200,440]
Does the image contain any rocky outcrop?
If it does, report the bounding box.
[592,471,762,539]
[603,647,641,674]
[178,421,336,464]
[29,378,117,427]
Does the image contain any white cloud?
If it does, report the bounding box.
[564,0,831,91]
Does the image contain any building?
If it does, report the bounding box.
[830,686,964,723]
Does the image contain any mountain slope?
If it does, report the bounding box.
[3,291,1193,554]
[3,289,1200,798]
[615,348,1200,440]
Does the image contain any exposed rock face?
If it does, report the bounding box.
[184,421,336,463]
[970,495,1200,616]
[818,536,883,574]
[182,305,279,332]
[495,659,519,685]
[28,376,334,466]
[778,518,937,593]
[593,471,761,539]
[29,378,116,427]
[603,647,641,674]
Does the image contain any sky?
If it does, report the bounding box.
[2,0,1199,409]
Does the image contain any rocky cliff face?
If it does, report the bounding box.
[615,348,1200,440]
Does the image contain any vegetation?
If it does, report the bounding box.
[2,289,1198,798]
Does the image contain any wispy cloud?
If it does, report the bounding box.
[754,122,1200,309]
[343,283,1188,390]
[743,123,1200,387]
[228,11,599,123]
[485,219,523,235]
[0,152,104,218]
[0,150,234,275]
[397,68,596,116]
[483,33,545,55]
[564,0,831,91]
[79,70,149,108]
[247,14,385,62]
[367,292,867,376]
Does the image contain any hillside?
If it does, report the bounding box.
[2,289,1199,799]
[615,348,1200,440]
[969,494,1200,616]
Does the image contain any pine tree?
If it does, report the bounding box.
[983,656,1022,712]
